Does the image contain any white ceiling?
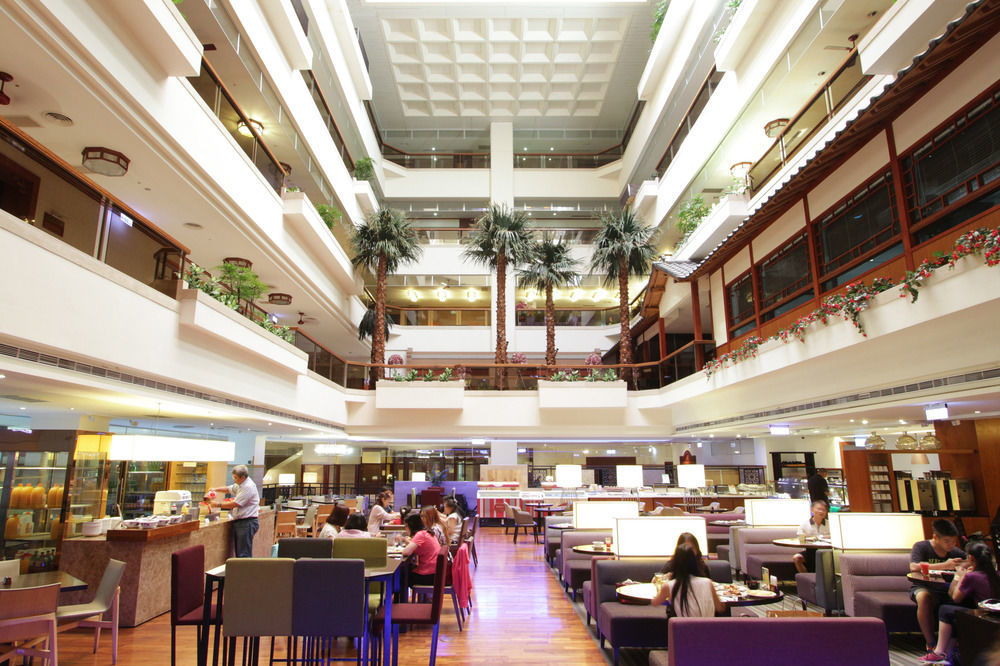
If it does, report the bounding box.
[349,0,656,151]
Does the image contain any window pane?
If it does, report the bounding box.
[759,235,811,309]
[726,274,754,327]
[817,174,897,275]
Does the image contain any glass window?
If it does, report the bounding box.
[815,172,898,277]
[758,233,811,310]
[726,272,754,329]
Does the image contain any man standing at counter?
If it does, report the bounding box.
[208,465,260,558]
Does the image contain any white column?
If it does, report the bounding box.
[490,440,518,465]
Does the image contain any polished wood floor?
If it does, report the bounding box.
[55,527,608,665]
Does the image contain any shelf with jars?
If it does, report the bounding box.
[1,448,72,572]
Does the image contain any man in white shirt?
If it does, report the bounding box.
[208,465,260,558]
[793,500,830,573]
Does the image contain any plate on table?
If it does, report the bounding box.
[747,589,778,598]
[979,599,1000,613]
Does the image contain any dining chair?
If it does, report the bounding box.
[56,559,126,664]
[277,537,333,559]
[314,504,334,533]
[449,516,470,557]
[274,510,298,542]
[0,582,60,665]
[296,504,318,536]
[169,545,218,666]
[0,558,20,582]
[464,515,479,567]
[373,545,449,666]
[511,508,537,544]
[502,503,515,534]
[332,538,388,569]
[412,542,473,631]
[223,558,295,665]
[292,558,367,666]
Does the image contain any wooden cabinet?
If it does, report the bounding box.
[841,447,898,513]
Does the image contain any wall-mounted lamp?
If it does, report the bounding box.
[82,146,130,177]
[568,289,580,302]
[466,288,479,302]
[237,118,264,138]
[764,118,789,138]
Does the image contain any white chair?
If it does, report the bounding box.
[57,559,126,664]
[0,583,59,665]
[0,559,20,582]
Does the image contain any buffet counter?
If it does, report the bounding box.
[476,490,770,521]
[59,507,274,626]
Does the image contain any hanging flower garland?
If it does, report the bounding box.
[703,226,1000,379]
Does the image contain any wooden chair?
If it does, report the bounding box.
[0,583,59,665]
[295,505,318,536]
[57,559,126,664]
[314,505,334,535]
[274,510,297,542]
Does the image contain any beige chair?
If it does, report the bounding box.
[57,559,127,664]
[0,583,59,665]
[511,508,537,544]
[332,537,388,568]
[314,505,334,534]
[274,510,297,542]
[0,559,20,582]
[295,505,318,536]
[503,503,516,534]
[223,558,294,661]
[659,506,685,516]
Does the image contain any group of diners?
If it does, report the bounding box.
[313,488,468,591]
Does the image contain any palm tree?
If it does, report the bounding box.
[350,207,421,380]
[462,204,534,375]
[518,237,580,366]
[358,304,393,365]
[590,208,658,376]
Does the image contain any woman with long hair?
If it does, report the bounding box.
[660,532,710,578]
[443,498,463,543]
[920,542,1000,663]
[421,505,449,545]
[318,504,350,539]
[651,543,725,617]
[367,491,400,535]
[401,512,440,588]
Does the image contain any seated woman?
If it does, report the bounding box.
[367,491,400,535]
[660,532,710,578]
[919,542,1000,663]
[337,514,372,538]
[793,500,830,574]
[651,543,726,617]
[443,498,463,544]
[421,506,449,546]
[317,504,350,539]
[401,512,441,588]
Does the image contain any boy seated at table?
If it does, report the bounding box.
[910,519,966,654]
[793,500,830,574]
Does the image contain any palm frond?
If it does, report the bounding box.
[589,208,659,286]
[517,236,581,290]
[350,206,423,275]
[461,203,534,269]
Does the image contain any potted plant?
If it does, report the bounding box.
[354,157,374,181]
[676,195,711,240]
[315,204,341,230]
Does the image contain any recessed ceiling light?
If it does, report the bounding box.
[183,222,203,230]
[0,373,5,379]
[898,419,906,424]
[861,419,869,425]
[849,419,855,423]
[69,407,74,410]
[975,410,981,414]
[19,407,26,410]
[43,111,74,126]
[267,422,272,426]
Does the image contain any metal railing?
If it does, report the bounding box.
[302,70,354,171]
[382,144,490,169]
[409,227,601,245]
[748,50,870,193]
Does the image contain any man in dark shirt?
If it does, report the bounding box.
[910,519,966,653]
[807,468,830,505]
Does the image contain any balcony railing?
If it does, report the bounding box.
[189,58,286,194]
[382,144,490,169]
[0,116,188,298]
[410,227,600,245]
[748,50,870,193]
[302,71,354,171]
[386,307,491,327]
[515,146,622,169]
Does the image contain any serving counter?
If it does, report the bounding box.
[59,507,274,626]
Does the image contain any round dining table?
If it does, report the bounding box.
[615,582,784,607]
[772,537,833,550]
[906,572,952,591]
[572,544,615,555]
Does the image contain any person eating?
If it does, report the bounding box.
[910,519,966,656]
[793,500,830,574]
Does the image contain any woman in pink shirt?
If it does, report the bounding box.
[401,512,440,587]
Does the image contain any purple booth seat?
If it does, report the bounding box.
[737,527,798,581]
[649,616,889,666]
[704,512,746,537]
[840,553,919,633]
[559,530,610,600]
[592,558,670,666]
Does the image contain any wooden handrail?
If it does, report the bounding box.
[304,70,354,171]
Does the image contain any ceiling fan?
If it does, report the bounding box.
[297,312,317,325]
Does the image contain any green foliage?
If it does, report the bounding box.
[180,263,293,344]
[438,367,454,381]
[589,208,659,286]
[422,369,436,382]
[358,305,393,341]
[461,204,535,271]
[260,318,295,343]
[650,0,669,42]
[354,157,374,181]
[585,368,619,382]
[549,369,581,382]
[350,206,422,275]
[394,369,419,382]
[214,262,268,303]
[391,368,455,382]
[518,236,581,292]
[285,186,301,192]
[315,204,341,230]
[676,195,711,238]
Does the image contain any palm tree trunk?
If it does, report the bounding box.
[373,254,388,386]
[495,252,507,388]
[545,283,556,366]
[618,259,632,382]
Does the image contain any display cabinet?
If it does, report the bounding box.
[1,450,71,571]
[119,461,166,518]
[842,447,898,513]
[168,461,209,497]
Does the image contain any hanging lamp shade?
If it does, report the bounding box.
[896,432,918,450]
[918,433,941,450]
[865,433,886,449]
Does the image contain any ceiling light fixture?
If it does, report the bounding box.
[267,293,292,305]
[925,403,948,420]
[569,289,581,302]
[764,118,789,138]
[223,257,253,269]
[407,289,419,303]
[81,146,130,177]
[237,118,263,138]
[896,432,918,450]
[466,288,479,302]
[865,433,886,449]
[436,287,448,302]
[918,433,941,450]
[729,161,752,179]
[592,289,606,302]
[525,289,537,301]
[769,425,790,436]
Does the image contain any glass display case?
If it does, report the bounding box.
[168,461,209,497]
[119,461,166,518]
[1,450,70,571]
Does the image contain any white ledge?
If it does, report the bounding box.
[537,380,627,409]
[673,194,748,262]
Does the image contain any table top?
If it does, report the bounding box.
[710,520,746,527]
[533,507,566,515]
[694,507,729,513]
[572,544,615,555]
[675,503,704,509]
[3,570,88,592]
[615,582,783,607]
[549,523,573,530]
[907,572,952,589]
[772,537,833,549]
[207,558,402,580]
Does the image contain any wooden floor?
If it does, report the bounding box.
[55,527,608,665]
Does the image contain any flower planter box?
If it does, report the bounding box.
[537,380,627,409]
[375,381,465,409]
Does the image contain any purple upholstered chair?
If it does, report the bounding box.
[559,530,611,600]
[736,527,798,581]
[840,553,919,633]
[292,558,367,664]
[171,545,218,666]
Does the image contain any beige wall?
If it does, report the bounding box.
[709,271,727,345]
[723,246,751,280]
[807,131,890,218]
[752,201,807,260]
